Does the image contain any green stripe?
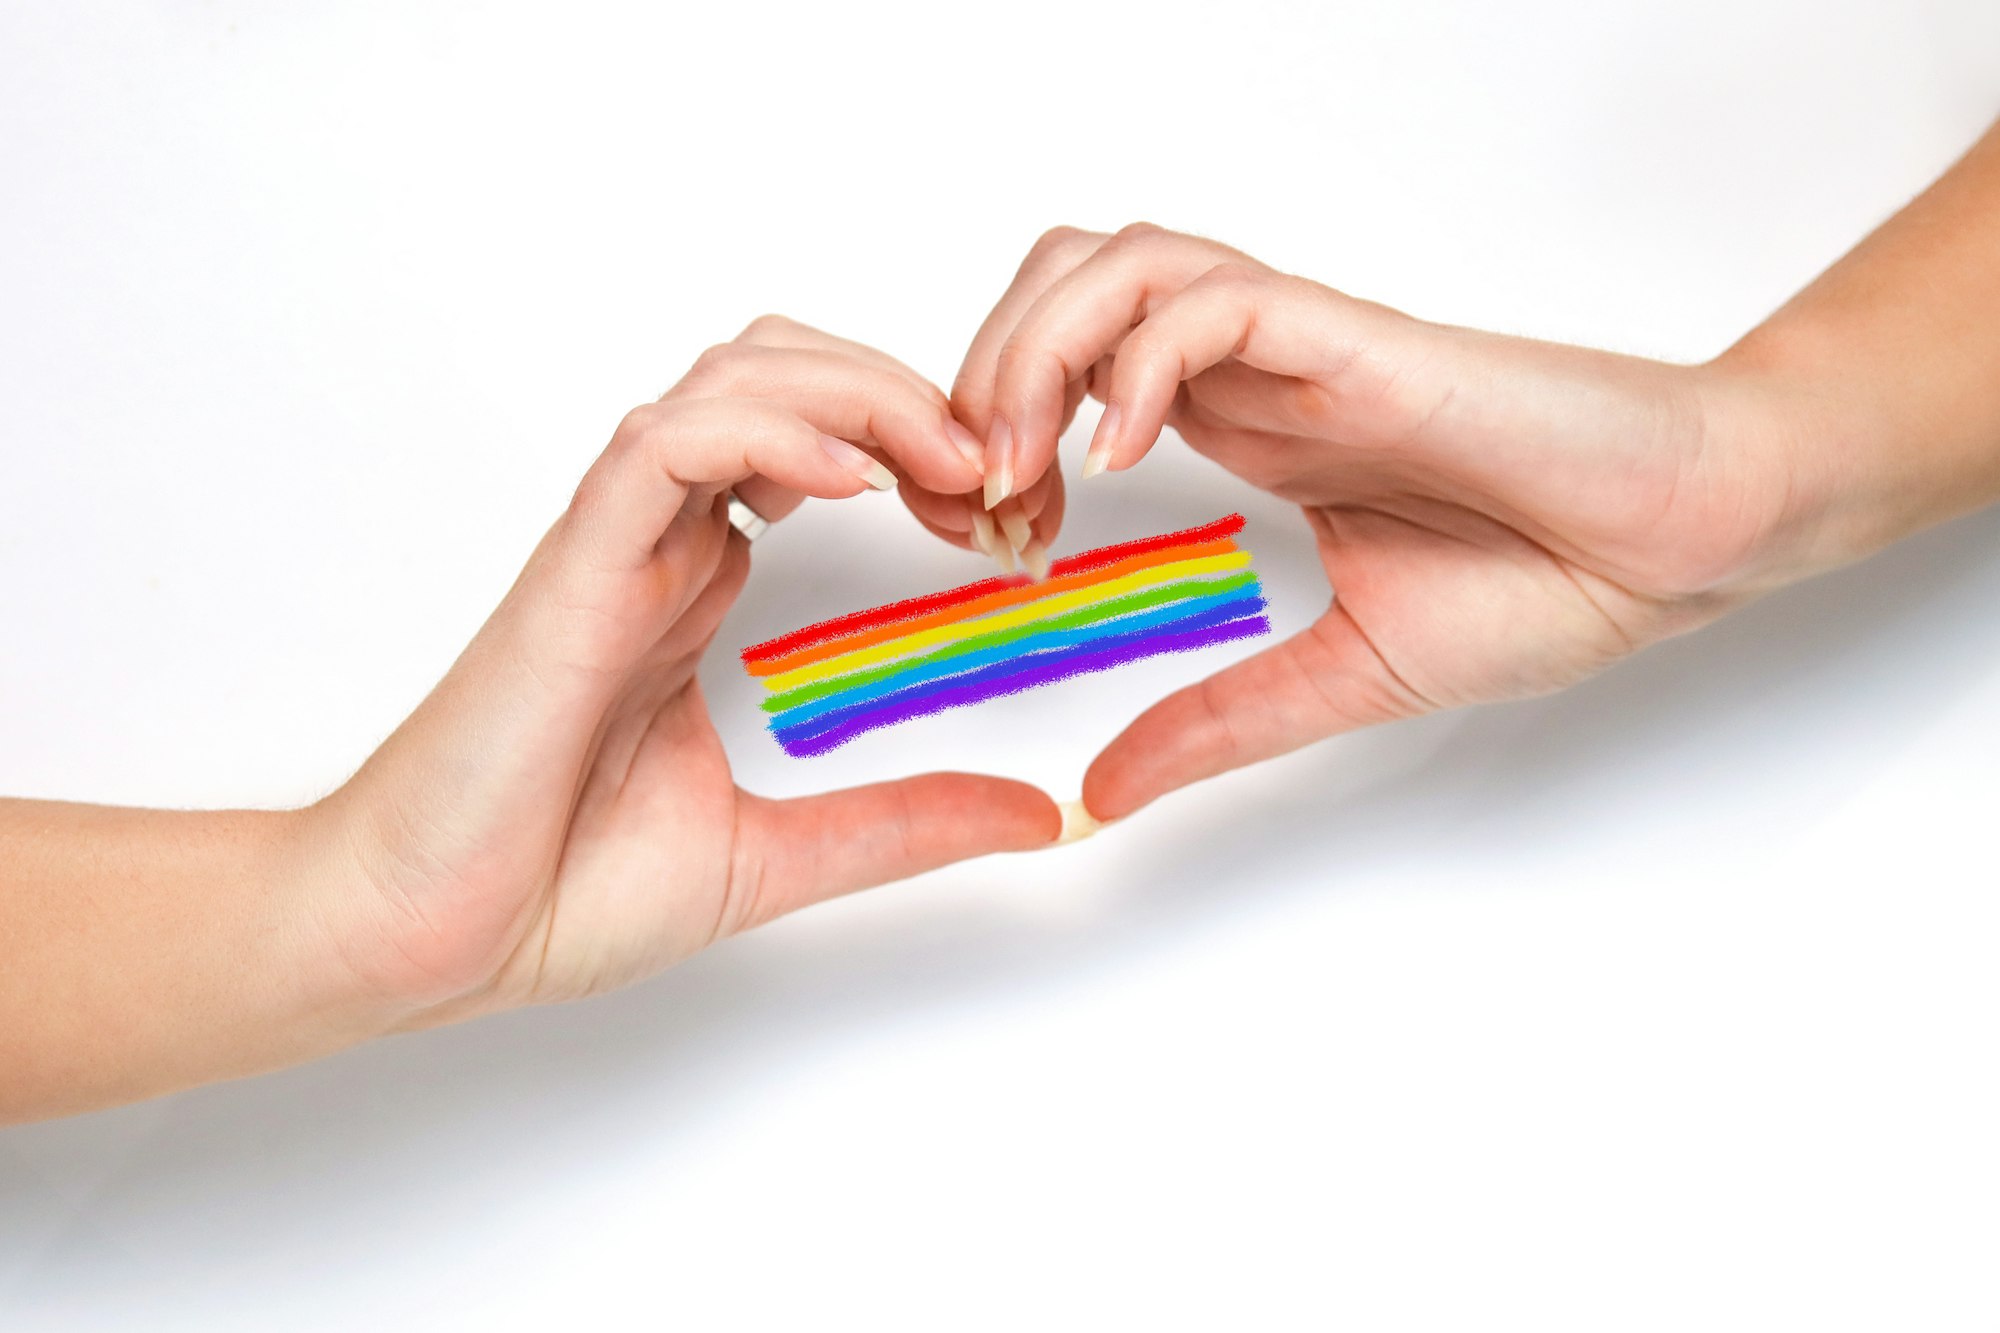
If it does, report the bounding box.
[761,571,1262,713]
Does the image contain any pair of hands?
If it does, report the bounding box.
[310,223,1823,1028]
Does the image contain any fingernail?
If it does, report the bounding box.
[945,420,986,479]
[1082,403,1119,479]
[969,507,1008,569]
[983,417,1015,510]
[998,505,1032,555]
[1021,537,1051,581]
[819,434,897,491]
[1056,799,1102,844]
[968,506,1000,556]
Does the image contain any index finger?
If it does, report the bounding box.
[950,226,1107,506]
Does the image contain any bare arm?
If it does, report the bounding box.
[1720,120,2000,569]
[0,803,369,1120]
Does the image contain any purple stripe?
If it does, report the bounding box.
[777,614,1272,757]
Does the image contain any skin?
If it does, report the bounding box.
[925,118,2000,821]
[8,119,1999,1123]
[0,319,1061,1123]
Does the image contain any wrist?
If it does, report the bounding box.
[297,768,550,1034]
[272,798,428,1043]
[1706,320,2000,582]
[284,789,473,1041]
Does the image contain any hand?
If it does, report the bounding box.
[310,317,1059,1024]
[947,224,1828,819]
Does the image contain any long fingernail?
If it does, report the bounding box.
[945,420,986,479]
[969,507,1001,562]
[983,417,1015,510]
[1021,537,1051,581]
[819,434,897,491]
[1082,402,1119,479]
[970,508,1015,572]
[998,505,1032,554]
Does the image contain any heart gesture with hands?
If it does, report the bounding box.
[14,117,2000,1120]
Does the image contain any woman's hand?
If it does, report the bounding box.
[312,316,1058,1026]
[945,223,1835,820]
[3,318,1059,1122]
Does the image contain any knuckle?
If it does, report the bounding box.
[737,312,796,343]
[611,402,659,452]
[608,400,689,471]
[1019,224,1100,281]
[1197,260,1260,288]
[680,342,751,392]
[1029,224,1088,260]
[1111,219,1170,249]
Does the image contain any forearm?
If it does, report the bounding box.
[1717,117,2000,570]
[0,799,386,1123]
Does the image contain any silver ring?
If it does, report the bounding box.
[725,492,770,543]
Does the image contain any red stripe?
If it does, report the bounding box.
[740,513,1247,662]
[1047,512,1245,579]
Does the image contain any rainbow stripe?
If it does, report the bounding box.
[741,514,1271,757]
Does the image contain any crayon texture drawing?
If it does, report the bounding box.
[741,515,1272,757]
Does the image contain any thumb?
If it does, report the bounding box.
[1082,609,1426,821]
[731,774,1061,931]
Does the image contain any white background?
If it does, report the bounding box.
[3,1,1999,1327]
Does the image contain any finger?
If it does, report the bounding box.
[729,474,805,524]
[617,510,755,694]
[900,481,977,537]
[986,224,1258,504]
[1088,264,1375,476]
[950,226,1108,501]
[567,398,895,570]
[674,343,984,493]
[733,313,944,399]
[726,316,981,529]
[1081,606,1429,821]
[731,774,1061,930]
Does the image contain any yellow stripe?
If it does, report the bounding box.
[760,550,1254,692]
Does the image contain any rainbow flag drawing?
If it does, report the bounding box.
[741,514,1271,757]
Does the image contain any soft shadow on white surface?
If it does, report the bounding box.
[8,503,2000,1296]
